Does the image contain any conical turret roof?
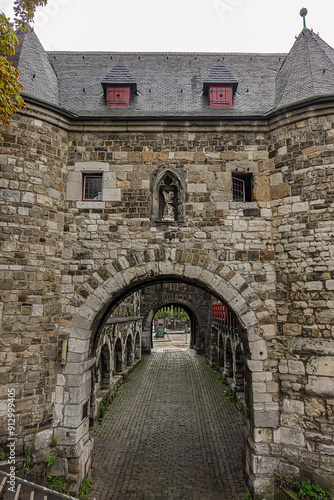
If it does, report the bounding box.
[9,27,59,107]
[203,60,238,94]
[275,28,334,109]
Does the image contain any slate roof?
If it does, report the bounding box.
[203,60,238,93]
[101,61,137,93]
[10,28,59,107]
[45,51,284,118]
[11,27,334,119]
[275,28,334,109]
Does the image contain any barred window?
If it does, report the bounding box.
[83,174,102,200]
[232,174,253,202]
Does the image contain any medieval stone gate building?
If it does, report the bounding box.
[1,21,334,498]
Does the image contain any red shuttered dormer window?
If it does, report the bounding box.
[106,85,130,107]
[209,84,233,107]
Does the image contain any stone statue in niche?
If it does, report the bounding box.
[159,175,177,221]
[162,188,175,220]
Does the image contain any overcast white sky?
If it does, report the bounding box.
[2,0,334,53]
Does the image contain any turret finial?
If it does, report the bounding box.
[300,7,308,29]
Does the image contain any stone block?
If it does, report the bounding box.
[255,455,278,474]
[247,361,264,371]
[283,323,302,336]
[55,420,89,446]
[282,399,304,414]
[63,404,84,428]
[68,338,90,355]
[103,188,121,201]
[57,373,66,386]
[252,382,267,393]
[253,178,270,202]
[271,183,291,200]
[103,171,116,189]
[47,188,60,199]
[0,189,20,202]
[306,356,334,376]
[253,411,279,428]
[260,324,275,338]
[34,429,53,451]
[306,376,334,396]
[75,161,109,172]
[253,393,274,403]
[252,372,272,382]
[292,202,309,212]
[77,201,105,209]
[305,281,323,291]
[288,360,305,375]
[325,280,334,290]
[274,426,305,447]
[21,192,35,203]
[249,340,267,361]
[304,398,326,418]
[65,381,91,405]
[49,457,68,476]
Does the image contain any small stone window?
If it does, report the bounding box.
[232,173,253,202]
[83,173,103,200]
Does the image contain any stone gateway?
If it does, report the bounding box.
[0,22,334,499]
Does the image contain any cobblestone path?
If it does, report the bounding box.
[91,348,246,499]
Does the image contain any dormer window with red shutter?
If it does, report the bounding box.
[106,85,130,107]
[102,62,137,108]
[209,84,233,107]
[203,60,238,108]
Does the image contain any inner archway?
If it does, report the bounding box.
[153,304,191,348]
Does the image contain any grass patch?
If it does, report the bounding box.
[47,475,69,495]
[77,476,91,500]
[276,471,334,500]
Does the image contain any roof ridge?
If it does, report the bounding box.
[46,50,288,57]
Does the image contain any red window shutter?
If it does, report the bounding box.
[209,84,233,107]
[106,85,130,107]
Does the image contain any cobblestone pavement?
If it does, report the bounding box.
[90,348,246,500]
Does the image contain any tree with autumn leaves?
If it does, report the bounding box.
[0,1,47,140]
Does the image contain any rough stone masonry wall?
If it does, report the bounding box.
[62,129,282,493]
[64,129,276,327]
[0,115,68,458]
[270,113,334,487]
[0,112,291,495]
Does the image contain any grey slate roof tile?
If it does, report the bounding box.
[10,28,59,108]
[275,29,334,109]
[11,28,334,119]
[45,51,284,117]
[101,61,137,93]
[203,60,238,93]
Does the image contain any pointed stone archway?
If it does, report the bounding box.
[53,249,277,497]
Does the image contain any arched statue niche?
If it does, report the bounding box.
[151,168,187,224]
